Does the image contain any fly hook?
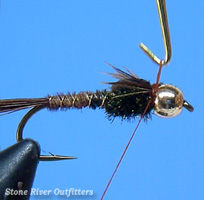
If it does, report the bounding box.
[1,0,193,163]
[140,0,171,66]
[16,105,77,161]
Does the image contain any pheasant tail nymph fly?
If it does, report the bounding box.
[0,65,153,120]
[0,64,193,120]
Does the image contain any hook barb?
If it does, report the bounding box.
[16,105,76,161]
[140,0,172,66]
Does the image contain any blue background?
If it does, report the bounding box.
[0,0,203,199]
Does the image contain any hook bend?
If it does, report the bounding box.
[16,105,76,161]
[140,0,172,66]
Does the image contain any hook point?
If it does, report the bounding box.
[40,154,77,161]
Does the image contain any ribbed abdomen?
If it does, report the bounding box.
[48,90,107,110]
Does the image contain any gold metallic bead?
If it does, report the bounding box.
[154,84,184,118]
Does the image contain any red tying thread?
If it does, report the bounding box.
[100,61,163,200]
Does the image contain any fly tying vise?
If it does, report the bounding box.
[0,0,193,163]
